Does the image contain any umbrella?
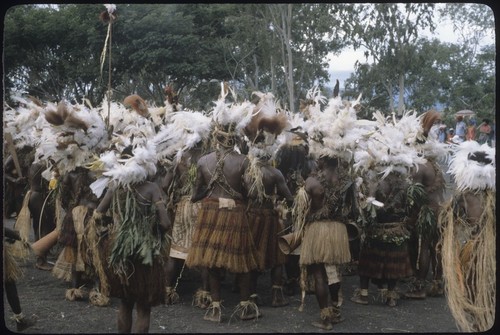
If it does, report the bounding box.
[456,110,475,117]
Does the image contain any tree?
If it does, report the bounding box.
[4,4,106,105]
[341,3,436,115]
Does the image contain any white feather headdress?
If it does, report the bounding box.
[210,82,256,132]
[447,141,495,192]
[89,139,158,197]
[153,110,212,163]
[32,100,108,179]
[4,95,55,150]
[353,110,427,179]
[305,92,373,162]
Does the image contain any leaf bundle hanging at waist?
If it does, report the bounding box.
[109,188,167,272]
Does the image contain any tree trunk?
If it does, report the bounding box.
[397,73,405,116]
[270,54,276,93]
[285,4,295,113]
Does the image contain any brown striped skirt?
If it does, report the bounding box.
[247,206,286,271]
[185,198,258,273]
[358,222,413,280]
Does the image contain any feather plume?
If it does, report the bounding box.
[420,110,441,139]
[44,101,88,132]
[245,92,289,141]
[123,94,150,118]
[447,141,495,191]
[153,111,212,160]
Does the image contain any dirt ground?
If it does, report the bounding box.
[3,216,460,334]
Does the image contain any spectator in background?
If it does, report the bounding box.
[438,125,447,143]
[477,119,492,145]
[446,128,455,143]
[466,118,476,141]
[454,115,466,141]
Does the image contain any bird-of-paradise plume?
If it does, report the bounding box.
[165,85,179,107]
[420,109,441,139]
[123,94,150,118]
[99,4,117,23]
[244,91,289,142]
[44,101,88,132]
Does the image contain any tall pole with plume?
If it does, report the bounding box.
[99,4,117,132]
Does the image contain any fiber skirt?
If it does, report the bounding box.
[299,220,351,266]
[170,195,201,260]
[358,223,413,280]
[53,206,91,281]
[185,198,258,273]
[107,259,166,306]
[4,243,22,282]
[83,217,167,306]
[247,206,286,271]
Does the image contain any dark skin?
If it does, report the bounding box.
[245,156,294,300]
[191,150,249,202]
[161,149,210,297]
[27,162,57,270]
[4,228,24,314]
[3,146,33,218]
[358,173,410,295]
[4,227,36,330]
[59,169,99,291]
[95,181,171,333]
[303,158,341,315]
[190,147,251,317]
[408,161,445,294]
[274,143,317,295]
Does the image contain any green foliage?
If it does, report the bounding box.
[3,3,495,118]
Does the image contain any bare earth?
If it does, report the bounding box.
[2,218,460,334]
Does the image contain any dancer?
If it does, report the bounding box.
[294,156,353,330]
[439,142,495,332]
[3,227,36,332]
[91,141,171,333]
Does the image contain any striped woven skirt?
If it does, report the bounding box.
[247,206,286,271]
[358,222,413,280]
[185,198,258,273]
[299,220,351,266]
[170,195,201,260]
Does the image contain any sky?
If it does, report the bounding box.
[327,5,495,88]
[327,22,459,86]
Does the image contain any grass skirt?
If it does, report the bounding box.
[439,190,495,332]
[186,198,258,273]
[85,222,167,306]
[4,243,23,282]
[247,206,286,271]
[358,223,413,280]
[299,220,351,266]
[170,195,201,260]
[52,206,89,281]
[108,259,166,306]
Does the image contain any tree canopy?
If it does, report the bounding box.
[3,3,495,122]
